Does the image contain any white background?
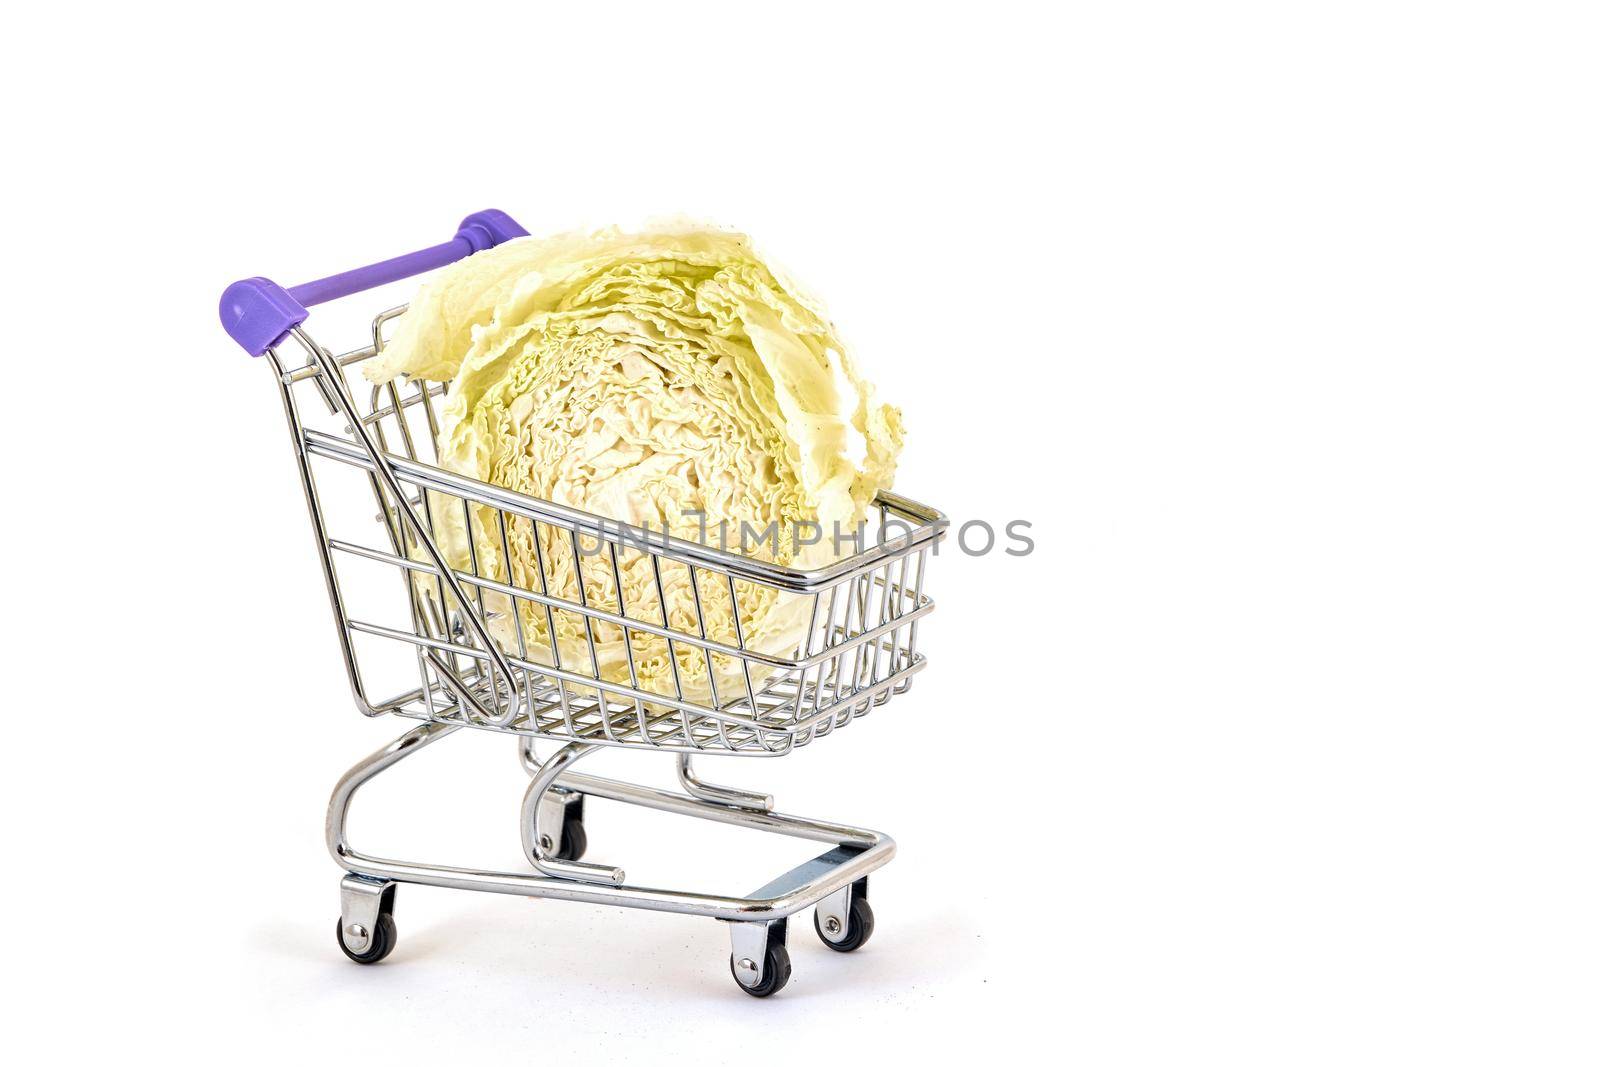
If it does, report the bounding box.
[5,2,1596,1063]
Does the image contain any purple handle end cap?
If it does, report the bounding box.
[457,209,530,250]
[221,277,308,356]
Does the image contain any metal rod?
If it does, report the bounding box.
[328,723,894,920]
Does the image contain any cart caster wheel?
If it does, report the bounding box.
[525,786,588,865]
[816,878,875,952]
[815,894,874,952]
[730,941,791,998]
[550,818,587,863]
[336,911,397,964]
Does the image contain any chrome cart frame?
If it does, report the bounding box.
[221,209,944,996]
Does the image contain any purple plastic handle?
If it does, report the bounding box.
[219,209,529,356]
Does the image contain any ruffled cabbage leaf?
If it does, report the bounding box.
[366,224,902,708]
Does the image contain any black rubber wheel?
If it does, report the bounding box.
[336,911,397,964]
[730,941,792,998]
[552,818,588,863]
[816,892,875,952]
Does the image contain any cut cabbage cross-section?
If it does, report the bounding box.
[366,223,903,712]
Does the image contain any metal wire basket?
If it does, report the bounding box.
[283,305,943,755]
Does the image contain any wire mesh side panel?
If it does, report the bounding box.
[283,309,939,755]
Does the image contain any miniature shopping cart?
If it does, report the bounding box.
[219,209,945,997]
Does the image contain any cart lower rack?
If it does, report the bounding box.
[221,210,945,996]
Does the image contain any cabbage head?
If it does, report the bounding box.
[366,224,903,707]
